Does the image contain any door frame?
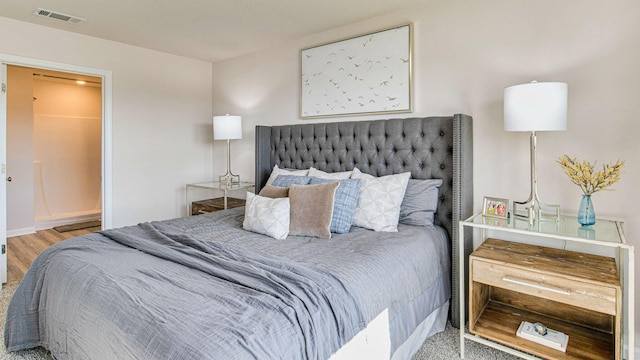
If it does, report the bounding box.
[0,54,113,283]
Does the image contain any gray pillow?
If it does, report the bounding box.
[399,179,443,227]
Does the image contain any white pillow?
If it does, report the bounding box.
[351,168,411,232]
[243,192,290,239]
[265,165,309,186]
[308,167,352,179]
[351,168,375,180]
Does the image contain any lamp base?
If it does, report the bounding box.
[219,138,239,187]
[513,131,561,226]
[512,201,560,226]
[219,173,240,187]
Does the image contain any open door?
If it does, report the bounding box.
[0,63,8,286]
[0,54,113,287]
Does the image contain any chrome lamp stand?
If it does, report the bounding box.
[512,131,560,225]
[218,138,240,186]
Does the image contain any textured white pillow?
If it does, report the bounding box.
[308,167,352,179]
[351,168,411,232]
[243,192,290,239]
[265,165,309,186]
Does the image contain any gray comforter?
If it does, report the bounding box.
[4,208,450,359]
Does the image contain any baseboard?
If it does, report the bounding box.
[35,210,101,231]
[7,227,37,237]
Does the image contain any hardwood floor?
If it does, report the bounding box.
[7,226,101,284]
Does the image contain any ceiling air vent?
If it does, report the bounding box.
[33,8,85,24]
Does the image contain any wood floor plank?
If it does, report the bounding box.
[6,227,99,285]
[40,229,66,244]
[22,233,51,254]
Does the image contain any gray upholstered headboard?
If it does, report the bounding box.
[254,114,473,327]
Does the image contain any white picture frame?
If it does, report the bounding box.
[300,23,413,119]
[482,196,510,219]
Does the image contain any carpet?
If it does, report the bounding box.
[53,220,101,233]
[0,283,517,359]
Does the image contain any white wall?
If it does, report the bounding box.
[211,0,640,350]
[0,16,213,225]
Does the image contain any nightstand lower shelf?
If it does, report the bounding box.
[191,197,245,215]
[185,181,254,217]
[472,300,614,360]
[469,238,620,360]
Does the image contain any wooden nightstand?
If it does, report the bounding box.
[470,238,620,359]
[191,197,245,215]
[185,181,254,216]
[458,213,634,360]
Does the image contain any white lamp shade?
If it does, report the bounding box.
[213,115,242,140]
[504,82,568,132]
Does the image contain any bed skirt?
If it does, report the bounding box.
[330,301,449,360]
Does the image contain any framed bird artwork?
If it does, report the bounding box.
[300,23,412,119]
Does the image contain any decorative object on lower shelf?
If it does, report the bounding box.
[557,155,624,226]
[533,322,548,336]
[517,321,569,352]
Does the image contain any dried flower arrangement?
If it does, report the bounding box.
[557,155,624,196]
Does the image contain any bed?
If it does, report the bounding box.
[5,115,473,359]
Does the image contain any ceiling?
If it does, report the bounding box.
[1,0,426,63]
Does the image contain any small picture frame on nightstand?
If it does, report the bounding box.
[482,196,509,219]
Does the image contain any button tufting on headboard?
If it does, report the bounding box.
[259,117,458,225]
[255,115,473,328]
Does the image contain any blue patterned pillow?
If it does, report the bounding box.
[309,177,361,234]
[272,175,312,188]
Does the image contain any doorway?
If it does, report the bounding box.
[7,65,102,235]
[0,53,113,284]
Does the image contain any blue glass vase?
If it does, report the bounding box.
[578,195,596,226]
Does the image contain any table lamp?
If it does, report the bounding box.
[213,114,242,186]
[504,81,567,223]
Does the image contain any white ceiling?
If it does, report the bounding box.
[1,0,426,63]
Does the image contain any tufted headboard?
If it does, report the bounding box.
[254,114,473,327]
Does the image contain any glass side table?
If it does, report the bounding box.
[458,212,634,360]
[185,181,254,216]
